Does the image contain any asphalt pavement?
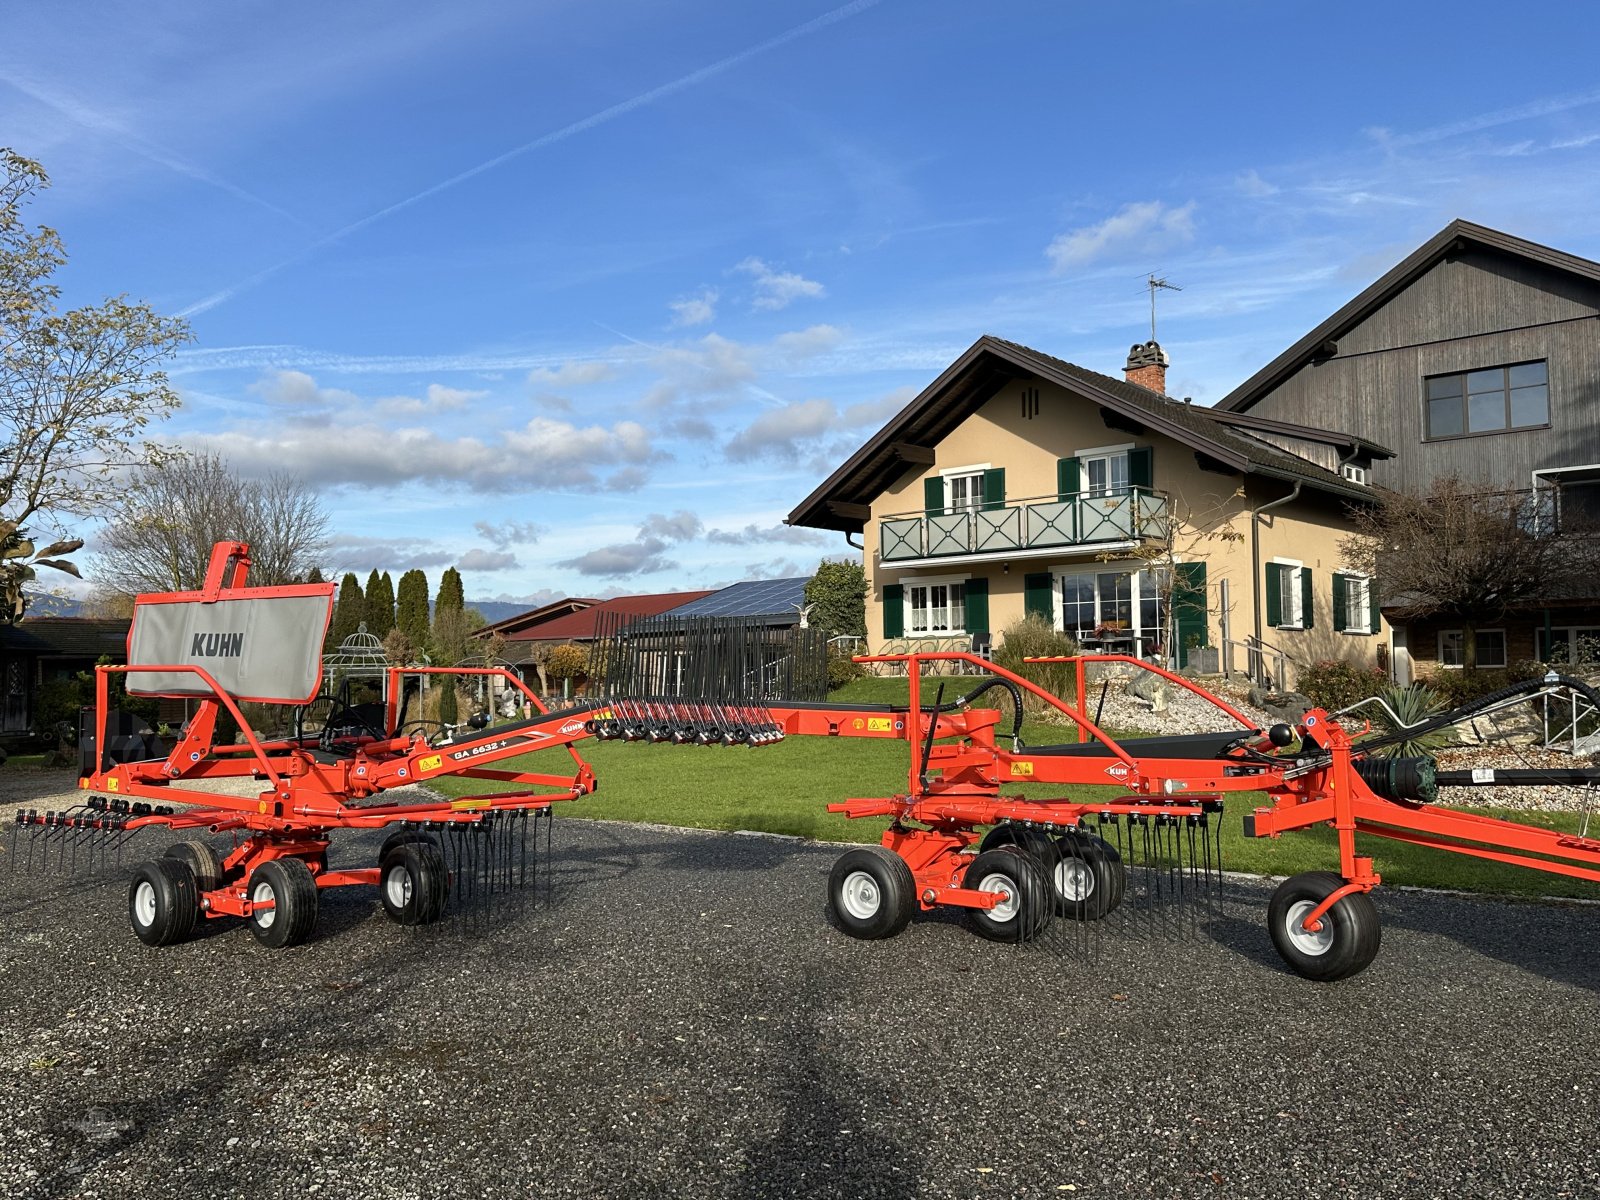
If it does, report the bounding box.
[1,819,1596,1199]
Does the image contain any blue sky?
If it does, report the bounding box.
[8,0,1600,605]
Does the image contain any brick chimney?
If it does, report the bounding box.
[1124,340,1169,394]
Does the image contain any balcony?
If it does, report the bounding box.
[879,488,1169,566]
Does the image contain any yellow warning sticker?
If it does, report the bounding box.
[866,717,892,732]
[418,754,443,773]
[106,776,120,792]
[1010,761,1035,777]
[451,799,491,811]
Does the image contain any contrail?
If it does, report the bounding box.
[1373,85,1600,149]
[0,69,306,226]
[178,0,886,318]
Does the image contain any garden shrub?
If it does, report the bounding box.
[993,614,1080,719]
[826,647,866,691]
[1424,660,1545,709]
[1296,659,1388,713]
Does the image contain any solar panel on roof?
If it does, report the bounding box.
[660,577,812,620]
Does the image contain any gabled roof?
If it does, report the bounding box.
[476,597,598,639]
[659,578,813,623]
[2,618,131,658]
[786,334,1376,533]
[503,589,717,643]
[1216,219,1600,414]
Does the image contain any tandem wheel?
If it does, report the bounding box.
[1267,871,1382,982]
[978,826,1125,921]
[379,841,450,926]
[827,846,916,939]
[128,859,199,947]
[247,858,320,949]
[962,846,1052,943]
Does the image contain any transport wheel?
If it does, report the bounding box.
[379,841,450,926]
[827,846,916,940]
[1267,871,1382,982]
[962,847,1052,943]
[1052,832,1125,922]
[163,839,223,894]
[128,859,198,947]
[247,858,320,949]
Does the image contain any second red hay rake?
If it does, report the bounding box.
[8,539,1600,982]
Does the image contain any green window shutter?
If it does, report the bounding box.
[1369,578,1381,635]
[1172,561,1208,668]
[923,477,943,518]
[1264,563,1283,628]
[1024,572,1055,623]
[964,576,989,634]
[882,584,904,638]
[1128,446,1154,490]
[1057,457,1080,501]
[1300,568,1315,630]
[1331,573,1348,633]
[982,467,1005,512]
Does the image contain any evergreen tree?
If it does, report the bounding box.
[396,569,431,653]
[327,573,364,652]
[804,559,868,637]
[436,566,465,615]
[306,566,325,585]
[365,570,395,639]
[437,680,458,726]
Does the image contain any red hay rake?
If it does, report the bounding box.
[8,540,1600,982]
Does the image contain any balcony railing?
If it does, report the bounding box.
[879,487,1169,564]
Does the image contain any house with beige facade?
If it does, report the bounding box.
[787,336,1393,685]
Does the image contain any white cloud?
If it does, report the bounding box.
[474,521,547,549]
[557,537,675,578]
[668,287,718,328]
[705,523,829,547]
[735,256,826,311]
[773,324,844,360]
[644,333,760,409]
[639,511,703,542]
[526,360,617,388]
[324,534,455,573]
[1046,200,1197,273]
[1236,170,1279,198]
[841,384,915,428]
[458,549,519,571]
[724,398,836,462]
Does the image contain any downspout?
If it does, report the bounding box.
[846,531,863,550]
[1251,480,1302,685]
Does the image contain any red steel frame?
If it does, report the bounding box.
[76,543,600,923]
[768,652,1600,927]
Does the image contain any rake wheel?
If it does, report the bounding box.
[379,841,449,926]
[1267,871,1382,982]
[128,859,199,947]
[247,858,319,949]
[827,846,916,940]
[962,847,1052,943]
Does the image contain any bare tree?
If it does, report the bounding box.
[93,451,330,596]
[1,149,189,618]
[1341,476,1600,669]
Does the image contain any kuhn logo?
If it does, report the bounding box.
[1104,764,1131,778]
[190,632,244,658]
[559,720,586,735]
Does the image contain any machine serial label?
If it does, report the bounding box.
[1472,768,1495,783]
[448,734,544,762]
[1010,761,1034,777]
[418,755,443,772]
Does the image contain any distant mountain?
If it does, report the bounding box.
[469,600,537,624]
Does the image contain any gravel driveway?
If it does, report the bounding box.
[1,809,1596,1200]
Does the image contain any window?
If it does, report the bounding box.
[1269,561,1307,629]
[1334,571,1375,634]
[1424,361,1548,439]
[1083,452,1130,497]
[1438,629,1507,669]
[945,472,983,511]
[1341,463,1368,486]
[1060,567,1167,649]
[908,580,966,636]
[1541,627,1600,665]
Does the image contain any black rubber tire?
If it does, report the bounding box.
[962,846,1052,943]
[246,857,320,949]
[128,859,199,946]
[1051,831,1125,922]
[379,841,450,926]
[827,846,916,940]
[379,828,437,862]
[1267,871,1382,982]
[163,839,223,894]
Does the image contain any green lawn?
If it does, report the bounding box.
[423,681,1600,902]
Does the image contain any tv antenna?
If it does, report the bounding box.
[1146,273,1182,342]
